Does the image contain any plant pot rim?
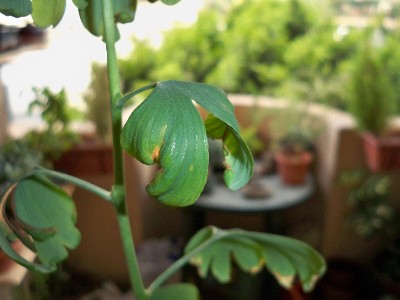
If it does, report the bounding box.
[274,151,313,165]
[361,131,400,147]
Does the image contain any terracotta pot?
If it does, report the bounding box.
[53,141,113,176]
[362,132,400,173]
[274,151,313,185]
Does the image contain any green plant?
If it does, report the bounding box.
[84,62,112,143]
[24,86,81,163]
[269,104,321,156]
[340,170,400,239]
[0,139,44,197]
[348,39,396,135]
[0,1,326,299]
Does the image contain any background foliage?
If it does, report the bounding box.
[119,0,400,113]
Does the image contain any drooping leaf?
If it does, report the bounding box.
[167,81,253,190]
[0,0,32,17]
[185,226,326,292]
[121,81,209,206]
[11,175,81,267]
[32,0,66,27]
[121,81,253,206]
[150,283,199,300]
[205,114,253,190]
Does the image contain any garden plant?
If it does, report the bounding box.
[0,1,326,299]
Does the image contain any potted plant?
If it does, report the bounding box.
[0,1,325,299]
[270,105,320,185]
[339,170,399,239]
[0,139,44,197]
[53,62,114,176]
[348,39,399,173]
[274,130,314,185]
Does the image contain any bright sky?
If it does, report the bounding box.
[1,0,204,118]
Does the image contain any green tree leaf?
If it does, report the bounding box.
[0,0,32,17]
[121,81,253,206]
[32,0,66,27]
[11,175,81,267]
[185,226,326,292]
[150,283,199,300]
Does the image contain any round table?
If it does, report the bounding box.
[195,174,313,212]
[187,174,314,234]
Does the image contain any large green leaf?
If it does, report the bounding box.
[0,0,32,17]
[32,0,66,27]
[185,226,326,292]
[4,175,81,268]
[166,81,253,190]
[121,81,253,206]
[150,283,199,300]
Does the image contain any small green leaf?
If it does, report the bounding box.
[114,0,137,24]
[72,0,88,10]
[161,0,181,5]
[78,0,135,40]
[13,175,81,267]
[185,226,326,292]
[210,242,232,283]
[232,238,263,274]
[121,81,253,206]
[32,0,66,27]
[78,0,104,37]
[151,283,199,300]
[0,0,32,17]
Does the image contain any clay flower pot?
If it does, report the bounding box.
[274,151,313,185]
[362,132,400,173]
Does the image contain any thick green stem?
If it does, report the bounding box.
[101,1,147,299]
[102,3,124,186]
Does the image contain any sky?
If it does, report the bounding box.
[1,0,204,119]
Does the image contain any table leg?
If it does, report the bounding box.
[265,211,286,235]
[183,208,206,242]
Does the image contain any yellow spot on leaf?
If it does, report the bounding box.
[151,146,161,162]
[190,256,202,266]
